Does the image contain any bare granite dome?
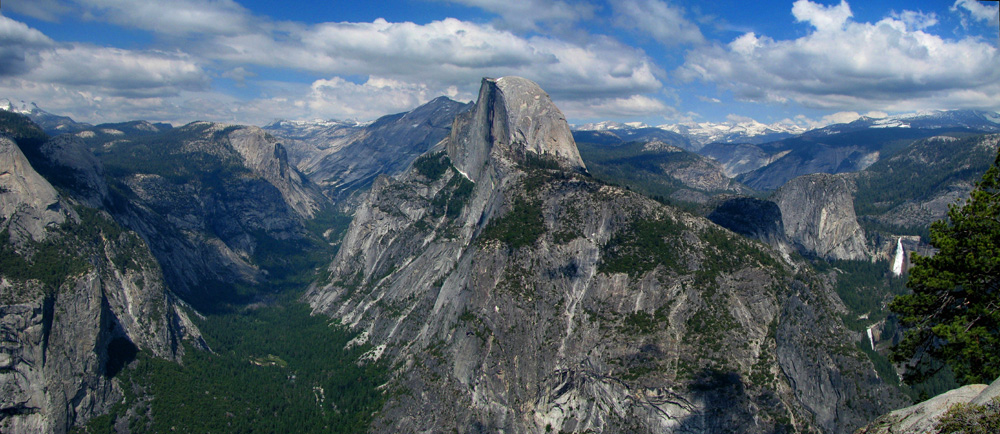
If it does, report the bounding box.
[447,77,585,182]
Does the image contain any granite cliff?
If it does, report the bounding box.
[0,116,200,433]
[265,96,471,203]
[78,122,330,306]
[307,77,904,434]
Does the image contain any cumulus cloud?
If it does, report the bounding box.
[221,67,256,87]
[890,10,938,31]
[952,0,999,24]
[792,0,852,32]
[679,0,1000,112]
[202,18,662,103]
[613,0,704,46]
[4,2,671,124]
[0,16,210,122]
[302,76,454,120]
[0,14,56,76]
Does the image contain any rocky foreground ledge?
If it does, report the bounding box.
[856,376,1000,434]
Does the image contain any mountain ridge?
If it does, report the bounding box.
[306,76,904,434]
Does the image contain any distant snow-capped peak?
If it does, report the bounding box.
[265,118,368,129]
[573,120,650,131]
[1,98,34,115]
[659,119,806,145]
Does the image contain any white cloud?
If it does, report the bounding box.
[201,18,662,103]
[221,66,256,87]
[952,0,999,24]
[4,2,670,124]
[890,10,938,31]
[559,94,670,120]
[679,0,1000,112]
[3,0,74,22]
[0,16,211,123]
[34,46,208,97]
[303,76,447,120]
[75,0,255,36]
[1,16,207,98]
[0,14,56,76]
[792,0,852,32]
[438,0,595,32]
[612,0,704,46]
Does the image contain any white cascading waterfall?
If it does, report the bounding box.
[891,237,905,276]
[867,326,876,351]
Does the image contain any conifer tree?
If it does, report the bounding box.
[891,145,1000,384]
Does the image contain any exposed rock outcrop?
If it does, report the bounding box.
[772,173,870,260]
[226,125,327,218]
[77,122,331,303]
[448,77,585,183]
[265,96,471,203]
[307,77,903,434]
[37,134,108,207]
[0,123,199,433]
[856,376,1000,434]
[0,136,66,243]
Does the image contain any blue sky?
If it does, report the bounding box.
[1,0,998,128]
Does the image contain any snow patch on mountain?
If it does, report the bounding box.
[574,120,650,130]
[572,117,805,146]
[1,98,34,115]
[660,120,806,145]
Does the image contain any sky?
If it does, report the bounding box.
[1,0,998,128]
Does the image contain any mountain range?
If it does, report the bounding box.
[1,82,999,433]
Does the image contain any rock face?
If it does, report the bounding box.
[37,134,108,207]
[698,142,789,177]
[226,125,326,218]
[80,122,330,303]
[854,134,1000,231]
[448,77,585,183]
[707,197,785,247]
[0,120,199,433]
[738,142,880,191]
[856,376,1000,434]
[307,77,903,434]
[0,136,65,243]
[772,173,870,260]
[265,96,471,203]
[576,140,751,204]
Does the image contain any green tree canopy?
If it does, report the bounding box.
[891,144,1000,385]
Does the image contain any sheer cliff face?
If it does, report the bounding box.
[447,77,585,184]
[772,173,870,261]
[0,137,65,243]
[264,96,472,203]
[86,122,330,300]
[0,129,199,434]
[307,77,902,434]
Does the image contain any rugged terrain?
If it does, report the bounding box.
[265,97,472,203]
[307,77,905,434]
[576,139,752,205]
[75,121,331,307]
[0,112,200,433]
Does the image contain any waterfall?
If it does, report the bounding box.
[891,237,905,276]
[867,326,875,351]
